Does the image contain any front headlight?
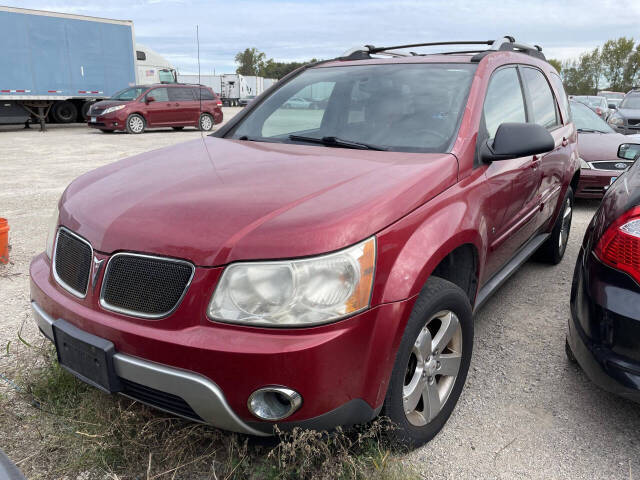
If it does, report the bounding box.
[102,105,126,115]
[608,114,624,127]
[45,202,59,259]
[579,157,591,169]
[208,237,376,327]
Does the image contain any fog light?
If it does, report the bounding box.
[248,387,302,421]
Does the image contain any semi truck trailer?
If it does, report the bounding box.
[0,6,176,128]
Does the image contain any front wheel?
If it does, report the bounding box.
[198,113,214,131]
[382,277,473,448]
[125,114,145,134]
[536,186,573,264]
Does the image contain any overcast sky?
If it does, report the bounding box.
[15,0,640,74]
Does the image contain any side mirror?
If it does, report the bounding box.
[480,123,555,162]
[145,96,155,104]
[608,103,617,110]
[618,143,640,161]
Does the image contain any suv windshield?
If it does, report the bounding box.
[573,96,605,108]
[229,63,477,153]
[110,87,147,101]
[620,95,640,109]
[570,101,613,133]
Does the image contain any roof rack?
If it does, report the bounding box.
[340,36,546,62]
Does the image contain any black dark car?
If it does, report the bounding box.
[567,142,640,402]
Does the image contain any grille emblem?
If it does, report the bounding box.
[614,162,628,169]
[92,256,105,289]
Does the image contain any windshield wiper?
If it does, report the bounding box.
[577,128,607,133]
[288,134,388,151]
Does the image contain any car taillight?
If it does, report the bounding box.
[594,206,640,284]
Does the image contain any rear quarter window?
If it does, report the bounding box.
[521,67,560,130]
[549,72,570,123]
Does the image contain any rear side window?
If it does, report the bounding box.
[169,88,195,101]
[549,72,570,123]
[147,88,169,102]
[522,68,559,129]
[195,87,215,100]
[483,67,526,139]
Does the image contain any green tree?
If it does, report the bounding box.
[548,58,562,73]
[600,37,635,91]
[234,48,266,76]
[623,44,640,90]
[260,58,320,79]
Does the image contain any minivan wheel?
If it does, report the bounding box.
[382,277,473,448]
[126,114,145,134]
[199,113,214,131]
[536,187,573,264]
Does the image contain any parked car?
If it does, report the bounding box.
[31,37,579,448]
[598,90,625,109]
[608,91,640,135]
[572,101,639,198]
[567,142,640,403]
[572,95,609,120]
[238,95,256,107]
[88,84,223,134]
[283,96,312,109]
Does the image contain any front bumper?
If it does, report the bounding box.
[30,252,413,433]
[575,168,620,199]
[87,112,127,131]
[568,248,640,402]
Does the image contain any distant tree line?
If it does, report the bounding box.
[549,37,640,95]
[235,47,320,79]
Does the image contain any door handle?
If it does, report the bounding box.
[561,137,568,147]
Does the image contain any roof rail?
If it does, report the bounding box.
[340,36,546,62]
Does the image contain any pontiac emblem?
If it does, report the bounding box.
[92,256,105,289]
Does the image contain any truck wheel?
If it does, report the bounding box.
[198,113,214,131]
[382,277,473,448]
[536,187,573,264]
[52,101,78,123]
[81,102,94,121]
[125,114,146,134]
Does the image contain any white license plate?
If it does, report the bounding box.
[610,176,618,185]
[90,117,96,123]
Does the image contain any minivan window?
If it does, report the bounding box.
[620,95,640,109]
[147,88,169,102]
[110,87,146,101]
[522,67,559,129]
[483,67,526,139]
[196,87,215,100]
[229,63,477,153]
[169,88,195,101]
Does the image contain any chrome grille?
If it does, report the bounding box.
[100,253,194,318]
[53,227,93,298]
[627,118,640,126]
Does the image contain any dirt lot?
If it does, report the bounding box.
[1,113,639,479]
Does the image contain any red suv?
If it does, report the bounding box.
[87,84,223,134]
[31,37,579,447]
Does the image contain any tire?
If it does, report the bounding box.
[125,114,145,134]
[52,101,78,123]
[536,186,574,264]
[565,338,577,364]
[382,277,473,448]
[80,102,93,121]
[198,113,214,131]
[172,126,184,131]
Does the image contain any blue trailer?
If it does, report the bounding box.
[0,6,137,128]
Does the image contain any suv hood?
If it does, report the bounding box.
[60,137,458,266]
[616,108,640,119]
[92,100,130,109]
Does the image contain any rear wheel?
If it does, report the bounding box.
[382,277,473,448]
[198,113,214,131]
[125,114,145,134]
[536,187,573,264]
[52,101,78,123]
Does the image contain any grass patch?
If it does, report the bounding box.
[1,345,416,479]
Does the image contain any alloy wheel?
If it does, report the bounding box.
[200,114,213,131]
[403,310,462,426]
[128,116,144,133]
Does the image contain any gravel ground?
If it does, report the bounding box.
[1,114,639,478]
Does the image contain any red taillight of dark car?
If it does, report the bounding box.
[595,206,640,283]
